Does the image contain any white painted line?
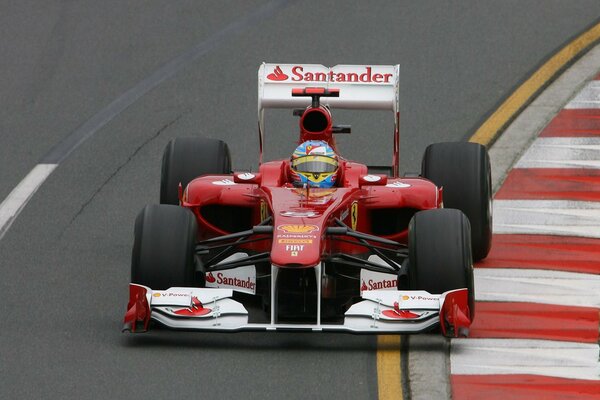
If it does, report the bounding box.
[451,338,600,380]
[515,137,600,169]
[0,163,57,240]
[474,268,600,307]
[493,199,600,238]
[565,80,600,109]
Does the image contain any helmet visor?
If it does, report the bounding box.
[291,155,338,173]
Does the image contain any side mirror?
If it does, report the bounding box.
[233,172,262,185]
[359,174,388,187]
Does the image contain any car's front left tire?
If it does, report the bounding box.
[131,204,197,289]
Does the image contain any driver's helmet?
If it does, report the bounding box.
[289,140,339,188]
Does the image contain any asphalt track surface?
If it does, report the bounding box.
[1,2,600,399]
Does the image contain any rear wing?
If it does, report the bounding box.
[257,63,401,175]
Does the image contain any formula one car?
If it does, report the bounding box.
[123,63,492,338]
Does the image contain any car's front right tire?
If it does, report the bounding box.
[421,142,492,261]
[408,208,475,319]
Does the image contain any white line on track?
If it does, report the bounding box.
[474,268,600,307]
[0,164,57,240]
[451,338,600,380]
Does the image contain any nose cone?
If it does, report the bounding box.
[263,185,351,268]
[271,222,322,267]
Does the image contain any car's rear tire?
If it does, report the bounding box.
[160,137,231,205]
[131,204,197,289]
[408,208,474,318]
[421,142,492,261]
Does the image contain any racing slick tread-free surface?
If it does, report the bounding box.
[160,137,231,205]
[131,204,197,289]
[422,142,492,261]
[408,208,475,317]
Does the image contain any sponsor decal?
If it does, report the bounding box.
[266,65,288,81]
[394,293,438,302]
[152,292,188,298]
[351,201,358,230]
[206,272,216,283]
[237,172,255,181]
[277,224,319,234]
[386,181,411,188]
[382,301,421,319]
[290,66,393,83]
[363,174,381,182]
[205,265,256,295]
[173,296,212,316]
[260,200,269,222]
[285,245,304,251]
[292,188,335,204]
[360,280,368,292]
[280,210,319,218]
[292,188,336,198]
[276,233,317,239]
[405,295,438,301]
[286,244,304,257]
[278,238,313,244]
[305,144,326,155]
[360,269,398,294]
[212,179,236,186]
[150,290,192,307]
[340,207,349,222]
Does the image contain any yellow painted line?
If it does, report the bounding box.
[470,21,600,146]
[375,21,600,400]
[377,335,403,400]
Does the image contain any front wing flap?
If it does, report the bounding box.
[123,284,471,337]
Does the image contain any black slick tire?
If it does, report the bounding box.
[131,204,197,289]
[422,142,492,261]
[160,138,231,205]
[408,208,474,318]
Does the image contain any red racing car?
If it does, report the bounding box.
[123,63,492,337]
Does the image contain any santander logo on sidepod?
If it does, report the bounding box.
[206,272,216,283]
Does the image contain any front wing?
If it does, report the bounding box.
[123,284,471,338]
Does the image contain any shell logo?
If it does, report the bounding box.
[277,224,319,234]
[402,295,409,300]
[153,293,162,297]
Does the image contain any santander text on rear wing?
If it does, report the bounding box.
[258,63,399,111]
